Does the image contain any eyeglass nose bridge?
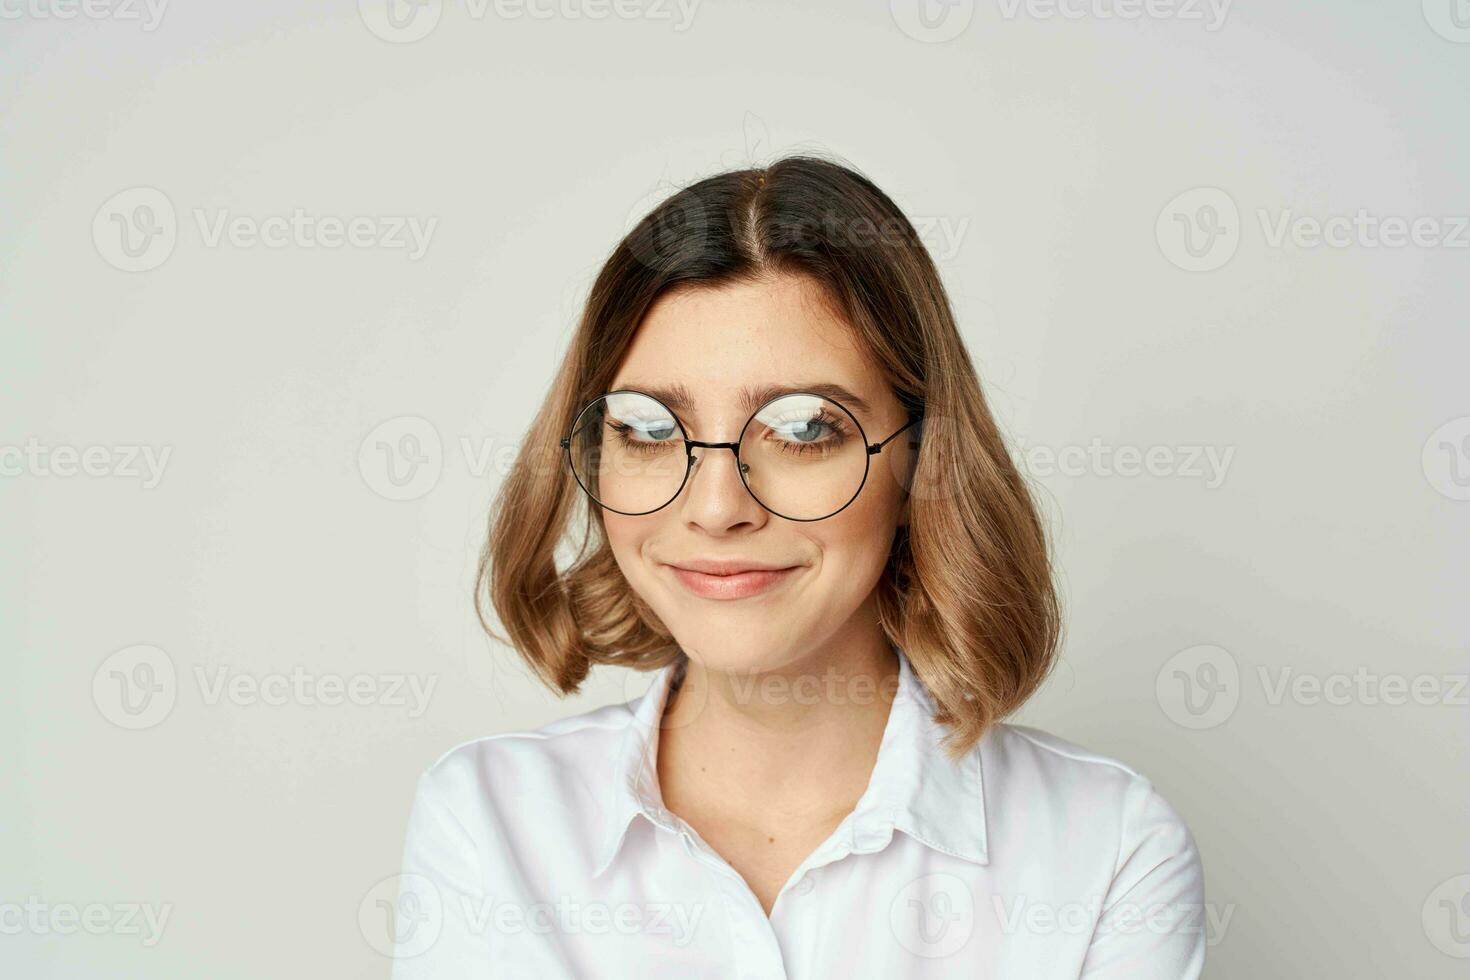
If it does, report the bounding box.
[683,439,750,476]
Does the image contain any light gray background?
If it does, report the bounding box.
[3,1,1467,977]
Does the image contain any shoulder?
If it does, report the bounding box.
[982,725,1208,973]
[409,697,636,825]
[984,722,1161,796]
[981,723,1201,879]
[984,722,1182,805]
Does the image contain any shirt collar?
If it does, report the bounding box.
[591,643,989,878]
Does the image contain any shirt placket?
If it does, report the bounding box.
[640,804,788,980]
[655,801,902,980]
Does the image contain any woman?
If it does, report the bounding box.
[389,155,1206,978]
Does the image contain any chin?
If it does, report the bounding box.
[664,620,801,676]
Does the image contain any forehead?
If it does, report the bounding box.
[610,275,884,420]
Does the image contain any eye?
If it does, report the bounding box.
[774,415,834,442]
[610,417,679,443]
[765,409,850,455]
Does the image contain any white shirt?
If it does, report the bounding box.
[388,645,1207,979]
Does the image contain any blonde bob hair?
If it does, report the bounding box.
[477,154,1060,761]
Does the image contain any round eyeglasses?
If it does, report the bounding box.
[559,389,922,522]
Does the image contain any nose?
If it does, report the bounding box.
[691,444,748,477]
[680,443,765,528]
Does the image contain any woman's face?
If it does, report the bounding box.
[602,273,918,675]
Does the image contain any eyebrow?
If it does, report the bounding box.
[611,381,875,419]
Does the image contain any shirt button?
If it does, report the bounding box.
[792,875,815,896]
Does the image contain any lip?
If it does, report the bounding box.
[664,561,802,600]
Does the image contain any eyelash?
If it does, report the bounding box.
[606,410,851,457]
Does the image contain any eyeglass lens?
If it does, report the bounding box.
[566,391,870,520]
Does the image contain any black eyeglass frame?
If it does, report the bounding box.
[559,388,923,522]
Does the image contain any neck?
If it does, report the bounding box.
[656,627,901,823]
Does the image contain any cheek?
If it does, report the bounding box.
[815,487,902,581]
[602,514,649,579]
[602,512,634,549]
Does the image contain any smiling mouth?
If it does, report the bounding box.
[664,564,801,600]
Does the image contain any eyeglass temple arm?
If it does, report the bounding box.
[867,414,923,455]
